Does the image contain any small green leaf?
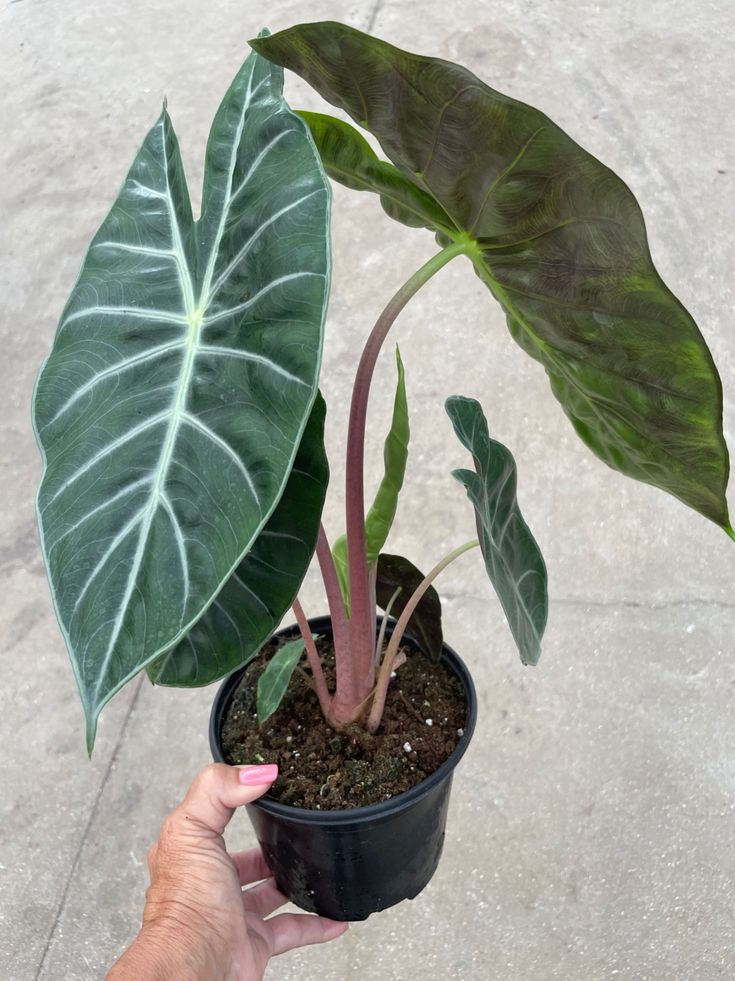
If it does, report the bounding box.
[297,110,454,233]
[365,347,410,565]
[446,396,547,666]
[331,533,350,612]
[376,553,442,662]
[331,347,410,612]
[257,637,306,725]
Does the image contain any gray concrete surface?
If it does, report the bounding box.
[1,0,734,978]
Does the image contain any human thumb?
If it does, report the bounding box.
[170,762,278,837]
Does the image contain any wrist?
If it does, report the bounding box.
[106,923,202,981]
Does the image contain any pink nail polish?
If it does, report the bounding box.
[238,763,278,785]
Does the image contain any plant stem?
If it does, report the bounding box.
[316,525,358,724]
[375,585,402,669]
[292,598,333,720]
[344,241,469,707]
[365,539,479,733]
[315,523,353,689]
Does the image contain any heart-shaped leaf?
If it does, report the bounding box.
[446,396,547,665]
[376,553,442,661]
[252,23,731,534]
[332,346,410,609]
[257,637,307,725]
[148,394,328,687]
[32,45,331,749]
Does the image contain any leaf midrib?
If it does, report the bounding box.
[91,119,203,701]
[91,58,269,698]
[470,465,541,636]
[197,61,261,306]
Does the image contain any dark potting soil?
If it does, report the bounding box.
[220,636,467,810]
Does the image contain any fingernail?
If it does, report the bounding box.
[238,764,279,786]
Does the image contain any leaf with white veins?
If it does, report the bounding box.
[446,396,548,666]
[149,395,328,686]
[32,42,331,749]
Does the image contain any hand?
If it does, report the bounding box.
[107,763,348,980]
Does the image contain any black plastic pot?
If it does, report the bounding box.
[209,615,477,921]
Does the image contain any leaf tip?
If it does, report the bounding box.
[85,714,98,758]
[725,522,735,543]
[521,644,542,668]
[445,394,481,429]
[248,28,272,52]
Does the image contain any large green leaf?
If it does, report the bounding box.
[149,395,328,687]
[252,23,731,534]
[32,46,331,749]
[375,553,442,662]
[446,396,547,665]
[332,346,410,609]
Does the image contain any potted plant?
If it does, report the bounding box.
[33,22,731,922]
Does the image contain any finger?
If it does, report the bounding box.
[231,848,273,886]
[171,763,278,837]
[242,878,288,918]
[267,912,349,956]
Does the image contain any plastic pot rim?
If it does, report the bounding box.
[209,614,477,826]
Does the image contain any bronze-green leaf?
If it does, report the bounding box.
[252,23,731,533]
[376,553,442,661]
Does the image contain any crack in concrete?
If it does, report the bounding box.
[33,675,145,981]
[554,596,735,612]
[440,591,735,611]
[584,64,699,235]
[366,0,383,32]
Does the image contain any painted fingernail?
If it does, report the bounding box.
[238,764,279,786]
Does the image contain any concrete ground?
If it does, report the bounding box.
[2,0,734,978]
